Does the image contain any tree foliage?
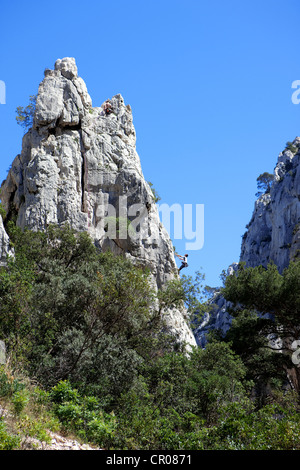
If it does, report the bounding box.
[1,225,152,380]
[255,172,274,198]
[16,95,37,130]
[222,260,300,392]
[285,141,298,154]
[1,223,300,450]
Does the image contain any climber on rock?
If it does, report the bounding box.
[175,253,189,273]
[103,100,112,115]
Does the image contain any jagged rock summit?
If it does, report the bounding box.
[0,57,196,349]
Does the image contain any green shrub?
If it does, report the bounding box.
[11,390,29,416]
[0,418,20,450]
[50,380,80,405]
[49,380,117,447]
[0,368,26,399]
[55,402,83,428]
[86,412,116,447]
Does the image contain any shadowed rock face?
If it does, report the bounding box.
[0,57,196,349]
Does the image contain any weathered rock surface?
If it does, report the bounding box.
[194,140,300,345]
[23,431,99,450]
[0,57,196,349]
[0,215,13,266]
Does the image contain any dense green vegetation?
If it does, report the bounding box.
[0,223,300,450]
[223,260,300,395]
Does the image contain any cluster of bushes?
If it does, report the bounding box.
[0,222,300,450]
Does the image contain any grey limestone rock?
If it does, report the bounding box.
[0,340,5,364]
[0,57,196,350]
[0,215,13,266]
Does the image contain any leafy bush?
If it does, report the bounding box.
[50,380,116,447]
[0,419,20,450]
[11,390,29,416]
[50,380,80,405]
[0,367,26,398]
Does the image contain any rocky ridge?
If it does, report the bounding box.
[0,57,196,349]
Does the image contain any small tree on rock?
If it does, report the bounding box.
[255,172,274,198]
[16,95,37,130]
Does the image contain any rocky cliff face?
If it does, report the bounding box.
[240,138,300,270]
[0,57,196,349]
[195,139,300,346]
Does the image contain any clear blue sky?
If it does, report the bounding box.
[0,0,299,288]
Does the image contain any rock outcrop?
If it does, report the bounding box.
[0,57,196,349]
[194,140,300,345]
